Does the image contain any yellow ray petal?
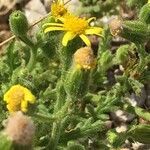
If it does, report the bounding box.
[62,32,76,46]
[42,23,63,28]
[79,34,91,47]
[21,100,28,111]
[58,17,65,23]
[23,89,35,104]
[7,104,14,112]
[4,93,10,102]
[87,17,96,23]
[44,27,64,33]
[85,27,103,36]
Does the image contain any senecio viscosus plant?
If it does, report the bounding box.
[0,0,150,149]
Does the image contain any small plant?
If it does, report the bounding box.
[0,0,150,149]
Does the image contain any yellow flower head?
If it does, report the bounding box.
[4,85,36,113]
[73,47,96,69]
[51,0,68,18]
[43,14,103,47]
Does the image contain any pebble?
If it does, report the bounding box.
[24,0,47,25]
[116,123,128,133]
[128,88,146,107]
[132,142,150,150]
[110,109,135,123]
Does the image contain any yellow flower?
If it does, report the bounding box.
[73,47,96,69]
[43,14,103,47]
[51,0,68,18]
[4,85,36,113]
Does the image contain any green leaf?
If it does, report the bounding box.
[135,107,150,121]
[128,124,150,144]
[0,133,13,150]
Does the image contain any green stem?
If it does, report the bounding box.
[48,97,72,150]
[34,113,56,123]
[54,80,66,113]
[19,35,37,71]
[19,34,35,48]
[26,47,37,71]
[49,121,61,150]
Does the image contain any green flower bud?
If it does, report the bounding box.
[128,125,150,144]
[9,11,28,36]
[139,3,150,24]
[121,21,150,43]
[115,45,129,64]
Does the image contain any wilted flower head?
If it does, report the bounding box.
[4,111,35,146]
[4,85,36,113]
[43,14,103,46]
[51,0,68,18]
[109,18,122,36]
[73,47,96,69]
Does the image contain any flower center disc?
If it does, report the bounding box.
[64,16,88,34]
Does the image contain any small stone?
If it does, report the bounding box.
[110,109,135,123]
[132,142,150,150]
[116,124,128,133]
[128,88,146,107]
[25,0,47,24]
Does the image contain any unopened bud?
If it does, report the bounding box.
[9,11,28,36]
[109,18,123,36]
[73,47,96,70]
[65,47,94,99]
[109,18,150,43]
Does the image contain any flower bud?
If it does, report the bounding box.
[73,47,96,70]
[109,18,150,43]
[109,18,123,36]
[4,111,35,146]
[64,47,95,99]
[139,3,150,24]
[9,11,28,36]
